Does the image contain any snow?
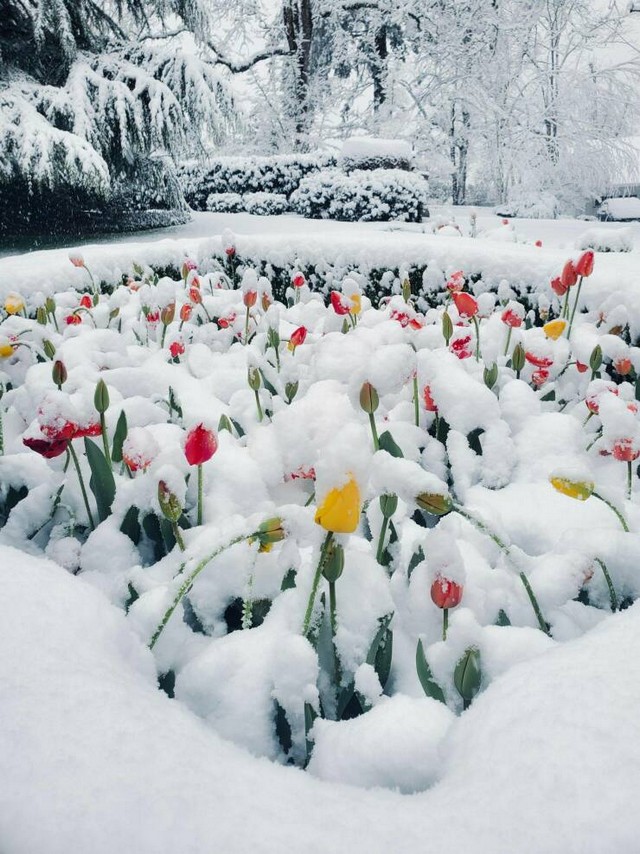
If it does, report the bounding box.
[340,137,413,162]
[598,196,640,221]
[2,545,640,853]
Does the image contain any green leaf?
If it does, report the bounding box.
[158,670,175,698]
[495,608,511,626]
[366,613,394,689]
[274,701,292,755]
[378,431,404,458]
[304,701,317,767]
[230,418,245,438]
[259,369,278,396]
[416,639,446,704]
[84,438,116,522]
[408,546,425,579]
[280,568,297,591]
[120,505,141,544]
[111,410,128,463]
[124,582,139,613]
[467,427,485,456]
[454,646,482,709]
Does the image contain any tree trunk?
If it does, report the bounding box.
[450,103,470,205]
[283,0,314,149]
[371,25,388,116]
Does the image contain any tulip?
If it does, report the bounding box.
[550,476,594,501]
[501,306,523,328]
[330,291,351,316]
[574,250,595,278]
[576,361,588,373]
[450,332,473,360]
[4,293,24,315]
[65,314,82,325]
[525,351,553,369]
[292,272,306,288]
[446,271,465,293]
[69,254,85,268]
[158,480,185,551]
[181,259,197,281]
[288,325,307,352]
[23,435,69,459]
[613,439,640,499]
[535,240,542,247]
[180,304,193,323]
[169,340,185,359]
[243,290,257,308]
[315,476,361,534]
[185,424,218,526]
[561,260,578,289]
[0,338,16,358]
[80,294,92,309]
[255,517,287,548]
[360,381,380,448]
[551,276,569,297]
[614,357,632,376]
[52,360,67,389]
[452,291,478,318]
[423,385,437,412]
[431,575,463,640]
[454,646,482,710]
[543,319,566,340]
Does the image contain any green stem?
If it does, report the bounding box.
[149,532,249,649]
[244,305,250,343]
[302,532,333,636]
[472,315,481,362]
[254,390,264,422]
[100,414,111,468]
[593,492,629,532]
[161,323,168,348]
[68,441,95,531]
[566,276,584,339]
[454,504,550,635]
[561,287,570,320]
[593,557,618,612]
[503,326,512,357]
[0,408,3,456]
[376,516,389,564]
[197,463,203,526]
[368,412,379,450]
[329,579,341,684]
[627,460,633,501]
[172,522,186,552]
[442,607,449,641]
[412,374,420,427]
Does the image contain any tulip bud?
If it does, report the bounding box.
[442,310,453,345]
[511,342,525,374]
[158,480,183,523]
[243,290,257,308]
[379,493,398,518]
[161,303,175,326]
[43,339,56,360]
[52,360,67,388]
[430,576,463,610]
[322,540,344,583]
[454,646,482,708]
[267,327,280,350]
[45,297,56,316]
[36,306,47,325]
[285,381,299,403]
[550,476,594,501]
[247,366,261,391]
[255,516,287,547]
[217,414,233,433]
[359,381,379,414]
[94,379,109,414]
[402,278,411,303]
[184,424,218,466]
[589,345,603,373]
[416,492,453,516]
[483,362,498,390]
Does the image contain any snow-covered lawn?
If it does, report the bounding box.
[1,217,640,853]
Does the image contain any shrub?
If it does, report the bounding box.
[243,193,289,216]
[340,137,413,172]
[576,227,633,253]
[290,169,429,223]
[205,193,244,213]
[177,153,336,210]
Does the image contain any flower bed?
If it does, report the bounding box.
[1,242,639,783]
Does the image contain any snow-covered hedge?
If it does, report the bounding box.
[243,192,289,216]
[205,193,245,213]
[340,137,413,172]
[178,153,336,210]
[576,227,634,253]
[290,169,430,223]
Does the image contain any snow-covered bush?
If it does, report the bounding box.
[179,154,336,210]
[290,169,430,222]
[205,193,245,213]
[576,228,633,253]
[340,137,413,172]
[243,193,289,216]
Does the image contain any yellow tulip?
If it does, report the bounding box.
[0,339,15,358]
[550,476,594,501]
[4,293,24,315]
[349,294,362,316]
[543,319,566,340]
[315,476,361,533]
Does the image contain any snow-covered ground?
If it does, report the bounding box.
[2,212,640,853]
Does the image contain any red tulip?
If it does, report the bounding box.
[532,368,549,387]
[69,254,84,268]
[574,250,594,278]
[189,287,202,305]
[525,352,553,369]
[169,340,185,358]
[180,304,193,322]
[614,357,632,376]
[612,438,640,462]
[289,326,307,350]
[501,307,523,328]
[330,291,351,316]
[550,276,568,297]
[23,435,69,458]
[423,385,437,412]
[430,576,463,609]
[561,260,578,289]
[450,333,473,360]
[292,272,306,288]
[446,271,465,293]
[452,292,478,319]
[145,311,160,324]
[217,313,236,329]
[535,240,542,247]
[65,314,82,325]
[576,361,588,373]
[80,294,92,309]
[243,290,257,308]
[184,424,218,466]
